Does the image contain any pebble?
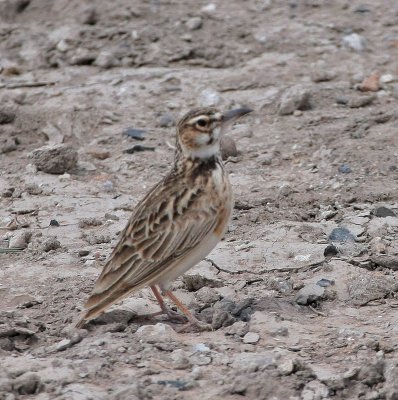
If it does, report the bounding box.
[69,48,96,65]
[29,144,78,174]
[220,136,237,160]
[338,163,351,173]
[277,359,295,375]
[171,349,191,369]
[242,332,260,344]
[348,95,375,108]
[195,287,220,305]
[78,217,102,228]
[380,74,394,84]
[310,60,336,82]
[193,343,211,353]
[224,321,249,337]
[13,373,42,395]
[123,128,146,140]
[295,283,325,305]
[9,231,32,249]
[135,323,176,343]
[201,3,216,13]
[41,237,61,252]
[257,154,273,165]
[185,17,203,31]
[123,145,155,154]
[200,88,221,107]
[0,108,16,124]
[316,278,334,287]
[158,112,175,127]
[360,72,380,92]
[278,85,311,115]
[372,206,396,218]
[25,183,42,195]
[95,51,118,69]
[78,249,90,257]
[328,227,356,242]
[342,33,366,51]
[369,237,387,254]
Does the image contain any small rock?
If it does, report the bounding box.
[277,359,295,375]
[380,74,395,84]
[338,163,352,173]
[328,227,356,242]
[192,343,210,353]
[41,237,61,252]
[25,183,42,195]
[295,283,325,305]
[369,237,387,254]
[370,255,398,271]
[195,287,220,305]
[0,109,16,124]
[342,33,366,51]
[224,321,249,337]
[201,3,216,13]
[200,89,221,107]
[348,95,375,108]
[29,144,78,174]
[372,206,396,218]
[49,219,59,227]
[80,6,98,25]
[88,150,110,160]
[316,278,334,287]
[310,60,336,82]
[243,332,260,344]
[95,51,118,69]
[78,217,102,228]
[257,154,273,165]
[78,249,90,257]
[13,373,42,395]
[123,145,155,154]
[123,128,146,140]
[171,349,191,370]
[9,231,32,249]
[211,309,236,329]
[278,85,311,115]
[0,137,18,153]
[104,212,119,221]
[135,323,176,343]
[185,17,203,31]
[360,71,380,92]
[158,113,175,127]
[220,136,237,160]
[278,183,294,197]
[69,48,96,65]
[301,380,329,400]
[357,360,385,386]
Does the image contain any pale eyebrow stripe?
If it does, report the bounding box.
[188,115,210,125]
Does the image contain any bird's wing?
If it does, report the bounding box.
[81,176,220,315]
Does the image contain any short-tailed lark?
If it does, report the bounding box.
[75,106,252,331]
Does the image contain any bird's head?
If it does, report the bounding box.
[176,107,252,160]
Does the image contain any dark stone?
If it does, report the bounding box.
[338,164,352,174]
[372,206,396,218]
[123,128,146,140]
[328,227,356,242]
[123,145,155,154]
[317,278,334,287]
[0,109,16,124]
[324,244,339,257]
[49,219,59,227]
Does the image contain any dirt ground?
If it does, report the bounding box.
[1,0,398,399]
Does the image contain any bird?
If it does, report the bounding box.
[75,106,252,331]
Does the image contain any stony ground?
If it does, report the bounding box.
[1,1,398,399]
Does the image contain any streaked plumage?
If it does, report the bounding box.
[75,106,252,330]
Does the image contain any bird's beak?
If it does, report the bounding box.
[222,107,253,125]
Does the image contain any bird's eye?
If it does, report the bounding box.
[196,119,207,128]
